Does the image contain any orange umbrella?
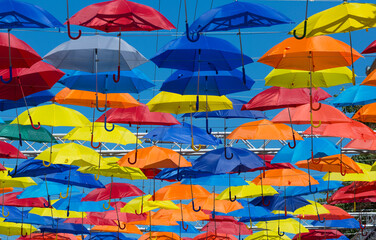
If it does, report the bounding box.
[54,87,141,109]
[187,194,243,214]
[193,232,237,240]
[129,211,178,226]
[138,232,181,240]
[227,119,303,141]
[352,103,376,123]
[361,69,376,86]
[153,203,209,222]
[258,36,362,72]
[118,146,191,168]
[152,182,211,201]
[252,169,319,187]
[90,224,142,234]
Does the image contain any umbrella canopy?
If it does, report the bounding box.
[118,146,191,169]
[227,119,303,141]
[59,69,154,94]
[352,103,376,122]
[263,67,354,89]
[8,159,73,178]
[252,169,319,187]
[152,182,211,201]
[64,212,117,226]
[323,163,376,183]
[191,147,265,174]
[18,181,79,199]
[64,122,140,145]
[82,183,144,201]
[54,88,141,109]
[143,122,220,145]
[0,141,26,158]
[44,35,148,72]
[244,231,291,240]
[0,90,54,111]
[201,220,252,236]
[272,103,352,125]
[121,194,179,214]
[361,69,376,85]
[39,222,90,235]
[138,232,181,240]
[0,192,48,208]
[251,194,310,213]
[193,232,237,240]
[83,232,134,240]
[11,104,91,127]
[96,104,180,126]
[332,85,376,107]
[0,219,37,236]
[150,35,253,71]
[18,233,80,240]
[292,229,344,240]
[299,204,353,221]
[272,138,340,164]
[258,36,362,72]
[188,194,243,214]
[216,181,278,200]
[242,87,331,111]
[90,224,142,234]
[146,221,199,234]
[311,218,360,229]
[53,193,114,212]
[293,200,330,216]
[181,174,247,187]
[160,69,254,96]
[283,179,342,197]
[153,203,209,222]
[147,92,233,114]
[155,167,212,181]
[44,169,105,188]
[68,0,175,32]
[304,120,376,140]
[256,219,309,234]
[0,123,56,143]
[345,138,376,150]
[290,2,376,37]
[0,61,64,101]
[0,32,41,69]
[0,168,35,188]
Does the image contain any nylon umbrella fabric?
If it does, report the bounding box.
[160,69,254,96]
[138,232,181,240]
[193,232,237,240]
[292,229,344,240]
[152,182,211,201]
[311,218,360,229]
[18,233,78,240]
[96,104,180,126]
[201,221,252,236]
[83,232,135,240]
[293,200,330,216]
[39,222,90,235]
[181,174,247,187]
[187,194,243,214]
[0,192,48,208]
[256,218,309,234]
[332,85,376,107]
[323,163,376,183]
[361,69,376,86]
[143,122,220,146]
[29,205,86,218]
[0,219,37,236]
[153,203,209,222]
[244,231,291,240]
[283,179,342,197]
[53,193,115,213]
[44,35,148,72]
[264,67,353,89]
[78,164,147,180]
[64,212,117,226]
[8,159,74,178]
[18,181,79,199]
[299,204,354,221]
[0,141,27,159]
[121,194,179,214]
[251,195,310,213]
[44,170,105,188]
[0,168,35,187]
[345,138,376,150]
[90,224,142,234]
[155,168,212,181]
[352,103,376,123]
[0,90,54,111]
[82,183,144,202]
[216,181,278,200]
[252,169,319,187]
[146,221,199,234]
[0,124,57,143]
[362,41,376,54]
[242,87,331,111]
[59,69,154,94]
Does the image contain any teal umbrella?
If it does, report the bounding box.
[0,124,56,143]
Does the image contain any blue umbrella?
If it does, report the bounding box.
[143,122,221,146]
[6,212,55,226]
[155,167,212,181]
[311,218,360,229]
[85,232,136,240]
[150,35,253,72]
[147,221,199,234]
[327,236,350,240]
[59,69,155,94]
[282,179,343,197]
[160,70,254,96]
[0,90,54,111]
[219,200,273,221]
[332,85,376,107]
[239,213,293,223]
[40,222,90,235]
[53,193,114,213]
[250,195,310,215]
[18,181,79,199]
[272,138,341,164]
[43,170,105,189]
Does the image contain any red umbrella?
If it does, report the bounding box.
[0,163,6,171]
[254,155,295,171]
[0,61,64,101]
[292,229,344,240]
[201,221,252,236]
[82,182,144,203]
[17,233,78,240]
[0,192,49,208]
[68,0,175,33]
[193,232,237,240]
[328,182,376,204]
[345,181,376,194]
[64,212,117,226]
[298,204,354,221]
[345,138,376,150]
[0,141,26,159]
[242,87,331,111]
[96,105,180,126]
[362,40,376,54]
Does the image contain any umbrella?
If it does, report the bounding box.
[53,193,114,213]
[283,179,342,197]
[251,195,310,214]
[188,194,243,214]
[181,174,247,187]
[64,212,117,226]
[59,69,154,94]
[121,194,179,214]
[361,69,376,86]
[0,219,37,236]
[8,159,73,178]
[96,104,180,126]
[153,203,209,223]
[160,69,254,95]
[84,232,135,240]
[0,141,26,159]
[263,67,354,89]
[118,146,192,168]
[18,181,79,199]
[18,233,79,240]
[146,221,199,234]
[152,182,211,201]
[216,181,278,200]
[138,232,181,240]
[332,85,376,107]
[201,220,252,236]
[155,167,212,181]
[293,200,330,216]
[242,87,331,111]
[0,89,53,113]
[0,192,49,208]
[345,138,376,150]
[256,219,309,235]
[0,123,56,144]
[244,231,291,240]
[352,103,376,122]
[292,229,344,240]
[299,204,353,221]
[311,218,360,229]
[44,170,105,189]
[252,169,319,187]
[44,35,147,73]
[90,224,142,234]
[193,232,237,240]
[39,222,90,235]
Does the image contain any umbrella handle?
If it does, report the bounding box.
[246,221,252,230]
[192,200,201,212]
[91,134,101,149]
[42,155,52,167]
[0,66,12,84]
[182,220,189,230]
[67,21,81,40]
[21,227,27,237]
[308,183,318,194]
[8,164,17,177]
[117,221,126,230]
[311,152,321,164]
[127,151,137,165]
[317,215,326,223]
[43,195,51,208]
[229,191,237,202]
[293,20,307,40]
[224,146,233,160]
[185,22,200,42]
[191,137,202,152]
[288,134,296,149]
[278,227,285,236]
[95,168,100,181]
[96,95,107,113]
[103,198,111,210]
[310,112,321,128]
[113,66,120,83]
[359,220,367,236]
[205,118,212,135]
[1,204,9,217]
[59,186,69,199]
[135,203,143,215]
[176,167,183,181]
[104,115,115,132]
[340,162,347,176]
[311,102,321,112]
[262,195,270,207]
[29,115,41,130]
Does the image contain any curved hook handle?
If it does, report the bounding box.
[117,221,126,230]
[224,147,234,160]
[103,198,111,210]
[0,66,12,84]
[8,164,17,178]
[94,168,100,181]
[90,134,101,149]
[127,150,137,165]
[311,152,321,164]
[185,23,200,42]
[43,195,51,208]
[42,157,52,168]
[67,21,81,40]
[309,183,318,194]
[113,66,120,83]
[176,167,183,181]
[278,228,285,237]
[246,222,252,230]
[21,227,27,237]
[288,134,296,149]
[95,95,107,113]
[340,163,347,176]
[311,102,322,112]
[206,118,212,135]
[293,20,307,40]
[192,200,201,212]
[229,191,237,202]
[59,186,69,199]
[182,220,189,230]
[359,220,367,236]
[317,215,326,223]
[1,204,9,217]
[310,112,321,128]
[29,115,41,130]
[191,137,202,152]
[104,115,115,132]
[135,203,143,215]
[262,195,271,207]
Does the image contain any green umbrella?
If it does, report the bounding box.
[0,124,57,143]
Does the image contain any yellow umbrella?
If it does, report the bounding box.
[35,142,102,167]
[216,181,278,200]
[256,218,309,235]
[0,218,37,236]
[323,163,376,182]
[78,164,147,180]
[244,230,291,240]
[121,194,179,214]
[0,168,36,188]
[11,104,90,127]
[147,91,233,114]
[29,206,85,219]
[293,200,330,217]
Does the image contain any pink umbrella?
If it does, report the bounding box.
[201,220,252,236]
[345,138,376,150]
[0,192,49,208]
